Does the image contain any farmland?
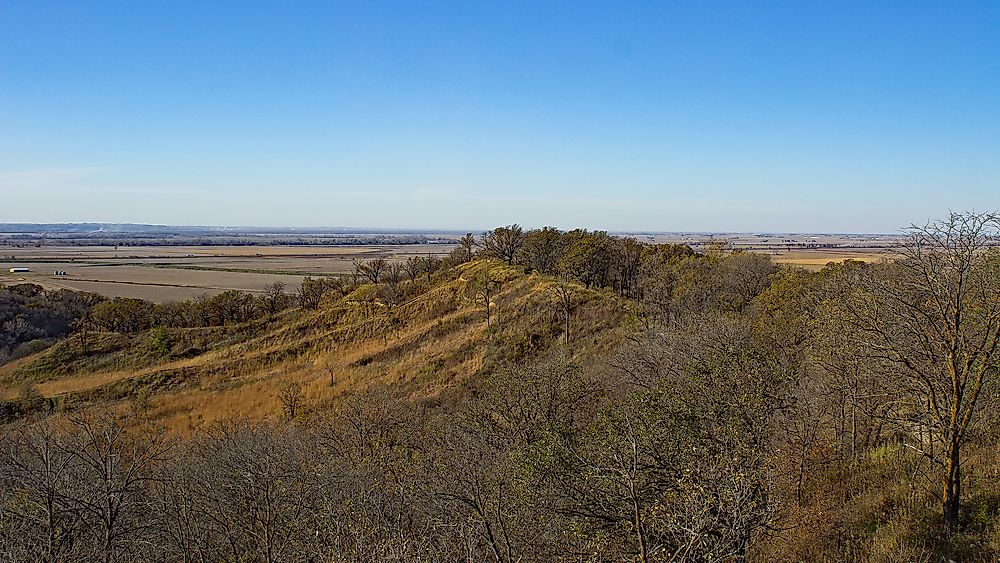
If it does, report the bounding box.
[0,243,455,302]
[2,218,997,562]
[0,229,903,301]
[640,231,902,269]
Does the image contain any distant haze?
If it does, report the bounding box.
[1,2,998,232]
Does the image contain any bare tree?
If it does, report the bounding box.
[423,254,440,282]
[297,277,329,310]
[851,210,1000,531]
[0,418,84,562]
[551,281,573,346]
[467,261,499,332]
[359,258,389,285]
[576,316,782,561]
[177,422,325,563]
[64,414,170,563]
[261,281,288,315]
[612,236,644,298]
[404,257,422,283]
[351,259,364,285]
[385,261,404,289]
[323,359,337,388]
[278,383,304,420]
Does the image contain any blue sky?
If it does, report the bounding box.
[1,1,998,232]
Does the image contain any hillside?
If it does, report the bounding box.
[3,215,1000,562]
[1,259,629,431]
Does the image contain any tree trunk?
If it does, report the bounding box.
[564,310,570,345]
[943,441,961,532]
[851,399,857,458]
[632,493,648,563]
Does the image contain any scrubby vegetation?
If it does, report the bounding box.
[1,211,999,562]
[0,284,104,365]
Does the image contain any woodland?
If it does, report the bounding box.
[1,211,999,562]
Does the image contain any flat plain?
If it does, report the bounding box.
[0,233,902,301]
[0,244,454,302]
[641,232,901,270]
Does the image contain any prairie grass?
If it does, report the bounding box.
[4,260,628,434]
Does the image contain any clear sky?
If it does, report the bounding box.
[1,1,998,232]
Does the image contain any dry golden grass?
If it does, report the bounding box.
[142,319,477,432]
[6,260,625,434]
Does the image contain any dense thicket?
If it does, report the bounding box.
[478,224,705,298]
[0,285,104,364]
[86,285,292,334]
[0,342,780,562]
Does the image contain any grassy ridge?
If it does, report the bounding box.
[1,260,628,430]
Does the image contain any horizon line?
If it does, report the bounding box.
[0,221,906,237]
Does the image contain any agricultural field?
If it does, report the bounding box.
[768,248,896,269]
[0,244,455,302]
[0,233,901,301]
[641,231,902,270]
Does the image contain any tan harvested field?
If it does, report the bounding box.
[39,279,234,302]
[1,244,455,302]
[0,267,307,302]
[769,248,895,270]
[638,232,902,271]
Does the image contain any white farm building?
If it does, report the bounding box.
[8,267,29,273]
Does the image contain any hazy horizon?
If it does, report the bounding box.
[0,221,911,237]
[2,2,998,232]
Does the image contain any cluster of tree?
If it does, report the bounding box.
[463,224,755,301]
[0,333,780,562]
[0,285,104,364]
[87,284,292,334]
[297,256,444,311]
[760,211,1000,535]
[335,212,1000,554]
[2,211,998,560]
[351,256,442,287]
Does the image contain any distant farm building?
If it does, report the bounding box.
[9,267,30,273]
